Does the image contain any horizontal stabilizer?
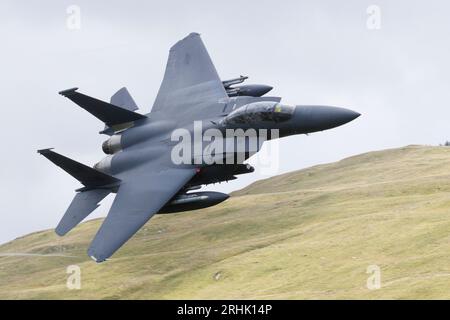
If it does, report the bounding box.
[59,88,146,126]
[37,149,120,189]
[56,189,110,236]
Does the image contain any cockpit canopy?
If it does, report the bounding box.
[222,102,295,125]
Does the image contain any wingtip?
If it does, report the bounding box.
[90,256,103,263]
[54,228,66,237]
[59,87,79,97]
[37,148,54,155]
[89,253,107,263]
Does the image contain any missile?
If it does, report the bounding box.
[158,191,229,214]
[222,75,248,88]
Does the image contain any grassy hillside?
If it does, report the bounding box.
[1,145,449,299]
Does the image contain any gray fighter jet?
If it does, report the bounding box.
[38,33,360,262]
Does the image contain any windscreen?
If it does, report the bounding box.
[223,102,294,125]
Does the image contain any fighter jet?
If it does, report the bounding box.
[38,33,360,262]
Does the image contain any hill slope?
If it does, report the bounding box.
[1,145,450,299]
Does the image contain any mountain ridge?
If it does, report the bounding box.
[0,145,449,299]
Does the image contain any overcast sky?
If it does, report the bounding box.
[1,0,449,244]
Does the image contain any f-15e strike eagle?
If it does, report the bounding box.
[38,33,360,262]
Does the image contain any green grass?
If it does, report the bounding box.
[0,145,449,299]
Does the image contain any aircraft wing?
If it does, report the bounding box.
[151,33,229,120]
[87,161,196,262]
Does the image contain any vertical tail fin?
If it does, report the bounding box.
[37,149,120,235]
[56,189,110,236]
[110,87,139,112]
[102,87,141,135]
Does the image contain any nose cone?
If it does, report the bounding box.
[293,105,360,133]
[321,106,360,126]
